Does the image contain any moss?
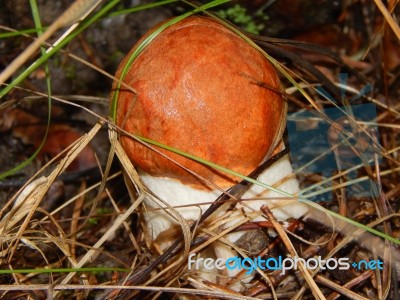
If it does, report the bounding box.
[217,4,268,34]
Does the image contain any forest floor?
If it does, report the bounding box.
[0,1,399,299]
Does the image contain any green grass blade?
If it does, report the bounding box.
[0,267,130,274]
[109,0,179,17]
[0,0,53,180]
[0,0,122,99]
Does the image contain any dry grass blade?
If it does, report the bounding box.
[316,275,370,300]
[0,177,47,237]
[260,205,326,300]
[0,283,264,299]
[1,122,102,264]
[56,128,149,288]
[326,270,374,300]
[115,125,192,259]
[373,0,400,39]
[0,0,103,86]
[59,193,144,286]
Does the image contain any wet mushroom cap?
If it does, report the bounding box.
[114,16,286,189]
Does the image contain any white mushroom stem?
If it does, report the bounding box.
[140,150,308,290]
[142,154,305,239]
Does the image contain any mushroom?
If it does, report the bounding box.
[113,16,308,290]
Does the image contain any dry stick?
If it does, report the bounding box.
[0,0,102,86]
[260,205,326,300]
[326,270,373,300]
[315,275,369,300]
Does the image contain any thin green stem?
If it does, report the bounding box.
[0,267,130,274]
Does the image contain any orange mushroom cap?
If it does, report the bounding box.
[113,16,286,189]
